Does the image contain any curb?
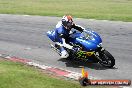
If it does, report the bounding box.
[0,53,130,88]
[0,53,94,80]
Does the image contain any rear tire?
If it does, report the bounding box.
[99,50,115,68]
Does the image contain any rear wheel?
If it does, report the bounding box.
[99,50,115,68]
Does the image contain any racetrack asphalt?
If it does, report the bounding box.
[0,14,132,81]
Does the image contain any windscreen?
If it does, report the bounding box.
[82,31,93,40]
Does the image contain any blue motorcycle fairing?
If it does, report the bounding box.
[69,30,102,51]
[47,29,102,51]
[76,38,99,51]
[86,30,102,44]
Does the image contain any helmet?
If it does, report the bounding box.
[61,15,73,30]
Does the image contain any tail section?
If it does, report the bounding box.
[47,30,55,42]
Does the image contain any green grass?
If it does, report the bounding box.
[0,60,79,88]
[0,0,132,21]
[0,59,109,88]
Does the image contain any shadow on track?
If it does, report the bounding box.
[58,58,117,70]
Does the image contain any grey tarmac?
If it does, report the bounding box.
[0,14,132,81]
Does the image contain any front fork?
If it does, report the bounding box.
[94,47,105,62]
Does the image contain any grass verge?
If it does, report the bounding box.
[0,59,109,88]
[0,0,132,21]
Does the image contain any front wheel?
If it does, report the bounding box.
[98,50,115,68]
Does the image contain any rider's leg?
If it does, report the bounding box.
[54,37,69,58]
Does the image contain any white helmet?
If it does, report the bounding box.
[61,15,73,30]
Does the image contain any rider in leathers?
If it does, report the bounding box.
[54,15,86,58]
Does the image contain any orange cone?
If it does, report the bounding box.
[81,67,88,78]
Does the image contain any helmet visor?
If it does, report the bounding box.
[67,22,73,29]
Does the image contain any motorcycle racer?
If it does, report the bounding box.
[54,15,85,58]
[47,15,115,68]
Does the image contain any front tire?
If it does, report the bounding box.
[99,50,115,68]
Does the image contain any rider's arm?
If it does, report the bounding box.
[56,37,73,49]
[61,38,73,49]
[72,23,85,32]
[57,31,73,49]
